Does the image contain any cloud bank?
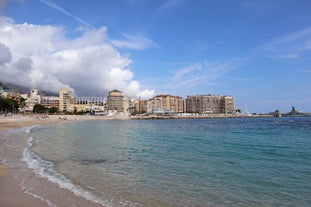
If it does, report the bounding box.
[0,16,155,99]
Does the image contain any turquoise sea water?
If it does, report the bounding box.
[26,117,311,206]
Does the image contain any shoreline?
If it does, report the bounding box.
[0,114,113,207]
[0,113,305,207]
[0,113,271,207]
[0,115,64,207]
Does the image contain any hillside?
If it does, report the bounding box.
[0,82,57,96]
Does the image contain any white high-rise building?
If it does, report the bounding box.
[24,89,41,112]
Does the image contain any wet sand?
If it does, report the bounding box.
[0,114,126,207]
[0,115,57,207]
[0,165,50,207]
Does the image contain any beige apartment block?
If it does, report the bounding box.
[145,94,184,113]
[133,100,146,114]
[59,88,74,112]
[107,89,124,112]
[23,89,41,112]
[186,95,234,114]
[41,96,59,109]
[221,95,235,114]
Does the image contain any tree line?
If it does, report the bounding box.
[0,97,58,114]
[0,98,19,113]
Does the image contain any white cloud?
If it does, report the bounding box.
[0,43,12,65]
[158,0,184,12]
[297,41,311,51]
[169,59,238,89]
[253,27,311,59]
[270,53,299,60]
[269,27,311,46]
[111,34,160,50]
[127,80,155,99]
[0,16,155,99]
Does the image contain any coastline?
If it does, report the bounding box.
[1,114,310,206]
[0,115,58,207]
[0,115,68,207]
[0,114,121,207]
[0,113,297,207]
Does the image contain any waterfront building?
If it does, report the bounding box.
[24,89,41,112]
[1,90,21,100]
[72,97,105,113]
[145,94,184,114]
[186,95,234,114]
[59,88,74,112]
[221,95,235,114]
[107,89,124,113]
[132,100,146,114]
[123,96,132,114]
[41,96,59,109]
[177,96,184,113]
[30,89,41,104]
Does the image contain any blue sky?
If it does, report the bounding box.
[1,0,311,113]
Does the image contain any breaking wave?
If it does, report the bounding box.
[22,136,114,207]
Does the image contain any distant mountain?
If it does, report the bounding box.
[1,82,29,93]
[0,82,58,96]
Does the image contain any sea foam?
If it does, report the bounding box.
[20,178,57,207]
[22,137,114,207]
[23,125,39,134]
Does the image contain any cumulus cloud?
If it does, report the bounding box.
[0,16,155,99]
[0,43,12,65]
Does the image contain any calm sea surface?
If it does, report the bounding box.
[26,117,311,206]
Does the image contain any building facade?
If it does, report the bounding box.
[221,95,235,114]
[59,88,74,112]
[133,100,146,114]
[122,96,132,114]
[107,90,124,112]
[145,94,184,114]
[72,97,105,113]
[186,95,234,114]
[24,89,41,112]
[41,96,60,109]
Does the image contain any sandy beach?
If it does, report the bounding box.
[0,113,276,207]
[0,114,125,207]
[0,115,59,207]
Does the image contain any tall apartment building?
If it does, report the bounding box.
[122,96,132,114]
[186,95,234,114]
[145,94,184,113]
[133,100,146,114]
[24,89,41,112]
[221,95,235,114]
[59,88,74,112]
[107,89,124,112]
[41,96,59,109]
